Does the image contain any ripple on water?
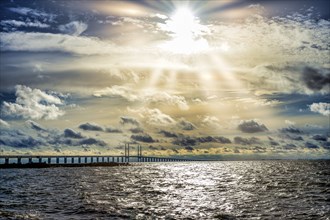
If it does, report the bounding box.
[0,161,329,219]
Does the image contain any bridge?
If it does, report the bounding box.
[0,144,202,167]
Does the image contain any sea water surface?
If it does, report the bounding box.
[0,160,329,219]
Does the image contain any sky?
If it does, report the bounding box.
[0,0,329,159]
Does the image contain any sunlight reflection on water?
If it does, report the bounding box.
[0,161,329,219]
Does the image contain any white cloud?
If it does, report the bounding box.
[94,86,189,110]
[0,119,10,127]
[201,116,222,129]
[129,107,176,126]
[0,32,117,55]
[58,21,88,36]
[8,7,56,21]
[285,120,296,126]
[1,85,65,120]
[309,102,330,116]
[0,20,50,28]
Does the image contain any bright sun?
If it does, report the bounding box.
[160,7,209,54]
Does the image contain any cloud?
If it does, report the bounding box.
[279,126,303,134]
[26,120,46,132]
[301,67,330,92]
[79,138,106,146]
[0,129,44,148]
[238,120,268,133]
[79,122,122,133]
[120,116,140,126]
[309,102,330,116]
[305,142,319,149]
[64,128,84,139]
[285,120,295,126]
[196,136,231,144]
[0,119,10,127]
[8,7,56,21]
[1,85,65,120]
[269,140,279,146]
[201,116,222,129]
[173,136,197,146]
[282,143,297,150]
[0,20,50,28]
[131,134,156,143]
[178,119,196,130]
[94,86,189,110]
[159,130,178,138]
[312,135,327,142]
[280,134,304,141]
[58,21,88,36]
[129,107,176,126]
[0,32,117,55]
[234,136,261,145]
[129,127,144,133]
[79,122,103,131]
[105,127,122,133]
[185,146,194,151]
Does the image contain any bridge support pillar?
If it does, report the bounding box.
[64,157,67,164]
[5,158,9,164]
[78,157,81,164]
[48,157,51,164]
[56,157,59,164]
[38,157,42,163]
[71,157,74,164]
[17,157,21,164]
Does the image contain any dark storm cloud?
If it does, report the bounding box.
[26,120,47,132]
[185,146,194,151]
[120,116,140,126]
[105,127,122,133]
[173,136,197,146]
[131,134,156,143]
[322,142,330,150]
[279,134,304,141]
[64,128,84,139]
[178,119,196,130]
[301,67,330,91]
[171,134,231,146]
[270,140,279,146]
[234,136,261,145]
[312,134,327,142]
[0,129,44,148]
[282,143,297,150]
[79,122,122,133]
[280,126,303,134]
[129,127,144,133]
[79,138,106,146]
[305,142,319,149]
[159,130,178,138]
[196,136,231,144]
[46,128,108,147]
[148,145,158,150]
[238,120,268,133]
[79,122,103,131]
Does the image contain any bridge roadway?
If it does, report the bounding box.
[0,155,203,165]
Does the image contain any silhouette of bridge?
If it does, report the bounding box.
[0,144,203,167]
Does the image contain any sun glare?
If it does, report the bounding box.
[160,7,209,54]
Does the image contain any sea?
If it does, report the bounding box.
[0,160,329,220]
